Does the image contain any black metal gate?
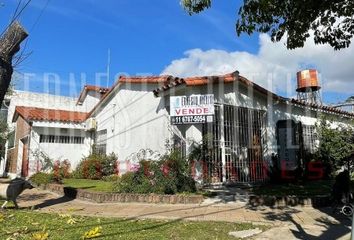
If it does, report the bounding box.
[202,104,267,184]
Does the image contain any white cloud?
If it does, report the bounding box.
[162,34,354,97]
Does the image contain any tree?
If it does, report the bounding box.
[0,115,9,158]
[316,117,354,176]
[0,21,28,105]
[181,0,354,50]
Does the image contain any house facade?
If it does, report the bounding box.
[1,71,353,184]
[0,86,108,178]
[89,71,354,184]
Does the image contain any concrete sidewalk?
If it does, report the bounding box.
[14,188,353,239]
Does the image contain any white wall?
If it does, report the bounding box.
[78,90,102,112]
[158,82,354,166]
[28,125,91,175]
[6,91,84,125]
[1,90,93,176]
[93,83,171,174]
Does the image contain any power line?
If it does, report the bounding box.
[14,0,51,67]
[0,0,32,37]
[29,0,50,33]
[10,0,23,23]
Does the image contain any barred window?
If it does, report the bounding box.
[302,125,317,153]
[39,135,84,144]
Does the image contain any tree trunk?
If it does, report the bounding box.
[0,21,28,105]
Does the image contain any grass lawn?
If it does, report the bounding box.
[250,180,334,196]
[0,210,264,240]
[63,179,114,192]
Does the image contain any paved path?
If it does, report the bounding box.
[12,188,353,239]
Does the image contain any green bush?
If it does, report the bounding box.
[73,152,118,180]
[101,153,118,176]
[71,165,84,179]
[102,174,120,182]
[112,150,196,195]
[30,172,53,186]
[112,172,135,193]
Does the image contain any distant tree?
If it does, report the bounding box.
[0,115,9,158]
[181,0,354,50]
[316,117,354,176]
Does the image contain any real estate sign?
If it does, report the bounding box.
[170,94,214,124]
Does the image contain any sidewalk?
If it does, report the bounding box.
[15,188,352,239]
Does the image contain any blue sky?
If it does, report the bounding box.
[0,0,352,103]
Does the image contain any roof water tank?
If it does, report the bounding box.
[296,69,321,92]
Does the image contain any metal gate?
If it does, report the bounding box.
[202,104,267,184]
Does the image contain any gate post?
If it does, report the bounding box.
[220,104,226,183]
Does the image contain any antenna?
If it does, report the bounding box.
[106,48,111,88]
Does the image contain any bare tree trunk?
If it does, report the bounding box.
[0,21,28,105]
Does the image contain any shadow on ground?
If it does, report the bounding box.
[246,204,351,239]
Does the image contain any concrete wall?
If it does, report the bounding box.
[93,83,171,174]
[78,90,102,112]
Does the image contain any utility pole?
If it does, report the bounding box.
[0,21,28,105]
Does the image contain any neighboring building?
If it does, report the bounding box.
[2,71,353,185]
[6,106,90,177]
[0,86,108,178]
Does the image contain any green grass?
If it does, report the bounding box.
[0,210,264,240]
[63,179,114,192]
[250,180,333,196]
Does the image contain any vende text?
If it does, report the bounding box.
[175,107,210,116]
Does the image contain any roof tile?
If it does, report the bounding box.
[14,106,88,123]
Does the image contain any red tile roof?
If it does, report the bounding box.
[77,85,110,105]
[86,71,354,119]
[289,99,354,117]
[86,75,175,117]
[118,75,173,84]
[152,72,281,100]
[13,106,88,123]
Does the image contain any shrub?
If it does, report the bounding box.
[101,153,118,176]
[30,172,53,186]
[60,160,71,178]
[112,172,135,193]
[52,159,71,182]
[74,152,118,180]
[71,164,84,179]
[82,157,102,180]
[112,150,196,194]
[102,174,120,182]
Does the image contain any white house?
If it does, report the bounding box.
[88,71,354,184]
[1,86,109,178]
[2,70,353,185]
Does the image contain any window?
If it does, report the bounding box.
[95,129,107,154]
[302,125,317,153]
[39,135,84,144]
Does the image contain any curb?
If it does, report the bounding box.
[40,184,204,204]
[248,195,331,207]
